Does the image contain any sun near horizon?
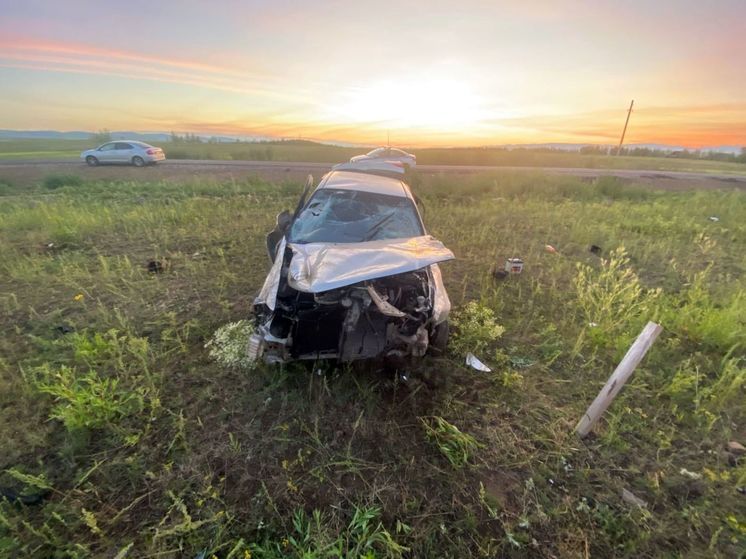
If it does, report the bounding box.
[1,0,745,148]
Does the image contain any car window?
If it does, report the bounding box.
[288,189,424,244]
[367,148,385,157]
[115,142,133,150]
[391,149,406,156]
[99,143,116,151]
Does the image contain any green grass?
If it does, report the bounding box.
[0,171,744,557]
[2,137,746,175]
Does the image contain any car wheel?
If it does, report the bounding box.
[85,156,99,167]
[132,156,145,167]
[430,321,449,354]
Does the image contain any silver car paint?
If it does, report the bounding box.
[80,141,166,165]
[286,235,454,293]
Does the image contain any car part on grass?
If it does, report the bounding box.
[589,244,602,255]
[465,353,491,372]
[251,169,453,364]
[505,257,524,274]
[147,260,166,273]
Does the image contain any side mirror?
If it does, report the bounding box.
[266,209,292,263]
[276,210,292,232]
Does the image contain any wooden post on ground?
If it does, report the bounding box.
[575,321,662,438]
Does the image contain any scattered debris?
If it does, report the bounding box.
[589,244,602,255]
[726,441,745,456]
[708,216,720,222]
[55,325,74,334]
[492,268,509,280]
[545,244,558,254]
[621,488,648,508]
[465,353,492,372]
[679,468,702,480]
[737,487,745,496]
[73,293,84,302]
[504,258,524,274]
[147,260,166,274]
[588,322,598,327]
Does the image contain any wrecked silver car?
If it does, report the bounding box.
[249,169,454,364]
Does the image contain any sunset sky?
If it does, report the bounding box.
[1,0,745,147]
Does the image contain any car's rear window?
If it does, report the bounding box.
[288,189,424,244]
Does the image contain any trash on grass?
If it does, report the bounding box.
[708,216,720,222]
[466,353,492,372]
[73,293,84,302]
[147,260,165,274]
[727,441,745,456]
[679,468,702,480]
[545,244,558,254]
[504,258,524,274]
[589,245,602,255]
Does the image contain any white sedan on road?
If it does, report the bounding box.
[81,141,166,167]
[349,147,416,169]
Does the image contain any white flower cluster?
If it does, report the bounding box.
[205,320,258,370]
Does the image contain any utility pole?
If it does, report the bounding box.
[616,99,634,155]
[387,130,390,147]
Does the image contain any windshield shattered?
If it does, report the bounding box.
[288,189,423,244]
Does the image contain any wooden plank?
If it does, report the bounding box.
[575,321,663,438]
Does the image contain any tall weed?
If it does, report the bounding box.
[574,247,660,348]
[34,365,144,432]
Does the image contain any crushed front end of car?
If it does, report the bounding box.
[250,235,453,364]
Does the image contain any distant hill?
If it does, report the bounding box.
[0,130,172,142]
[0,130,741,154]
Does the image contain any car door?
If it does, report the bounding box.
[97,142,118,163]
[115,142,134,163]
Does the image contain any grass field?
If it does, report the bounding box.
[2,138,746,175]
[0,169,744,557]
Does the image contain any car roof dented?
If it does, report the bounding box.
[318,170,409,198]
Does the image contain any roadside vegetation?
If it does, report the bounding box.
[2,137,746,175]
[0,170,743,557]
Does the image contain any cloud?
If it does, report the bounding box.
[0,38,313,101]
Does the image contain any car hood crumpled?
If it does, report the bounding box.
[286,235,454,293]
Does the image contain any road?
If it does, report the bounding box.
[1,158,745,189]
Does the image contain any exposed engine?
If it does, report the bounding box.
[251,248,438,363]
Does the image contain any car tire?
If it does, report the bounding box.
[85,156,99,167]
[132,156,145,167]
[430,320,449,354]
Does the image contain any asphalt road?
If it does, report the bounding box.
[1,158,745,186]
